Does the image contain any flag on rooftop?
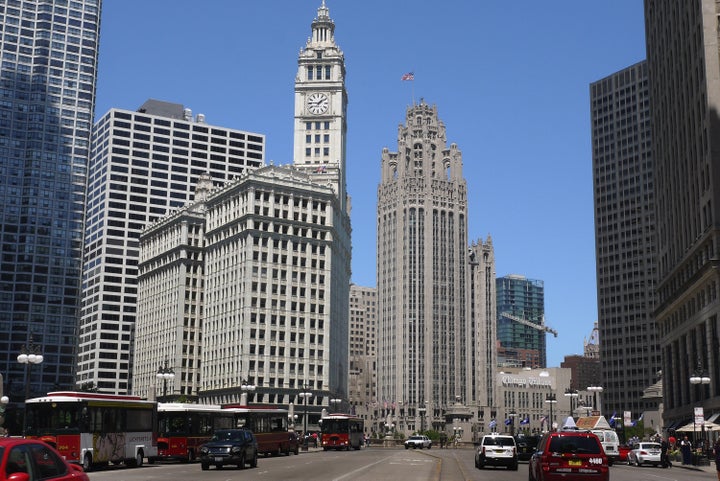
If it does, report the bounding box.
[401,72,414,81]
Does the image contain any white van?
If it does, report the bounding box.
[591,429,620,465]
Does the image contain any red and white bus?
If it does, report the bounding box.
[222,405,299,456]
[320,414,364,450]
[155,403,235,462]
[24,391,158,471]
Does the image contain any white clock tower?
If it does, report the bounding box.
[293,1,348,213]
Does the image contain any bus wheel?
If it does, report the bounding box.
[82,453,93,472]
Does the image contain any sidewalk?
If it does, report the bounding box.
[674,461,716,475]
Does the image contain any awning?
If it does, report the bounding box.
[666,418,691,430]
[676,420,720,432]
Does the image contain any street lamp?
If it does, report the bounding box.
[587,386,603,415]
[418,405,427,433]
[690,358,711,449]
[299,384,312,450]
[18,335,44,436]
[330,397,342,413]
[241,379,256,405]
[545,394,557,432]
[564,389,579,417]
[17,335,44,402]
[156,360,175,402]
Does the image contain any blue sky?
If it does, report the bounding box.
[95,1,647,367]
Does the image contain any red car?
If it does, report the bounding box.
[618,444,631,462]
[0,438,89,481]
[529,429,609,481]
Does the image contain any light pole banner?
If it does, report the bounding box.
[694,406,705,425]
[623,411,633,427]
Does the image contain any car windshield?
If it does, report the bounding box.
[548,435,601,454]
[484,437,513,446]
[212,430,246,442]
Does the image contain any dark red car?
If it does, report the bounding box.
[529,429,609,481]
[0,438,89,481]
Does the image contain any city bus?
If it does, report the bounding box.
[320,413,364,450]
[222,405,299,456]
[24,391,158,471]
[155,403,235,462]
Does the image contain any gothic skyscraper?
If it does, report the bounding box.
[376,101,496,431]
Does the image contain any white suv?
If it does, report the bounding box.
[475,434,518,470]
[404,435,432,449]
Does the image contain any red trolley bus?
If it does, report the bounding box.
[24,391,158,471]
[222,405,298,456]
[320,414,364,450]
[155,403,235,462]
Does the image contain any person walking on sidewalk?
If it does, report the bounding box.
[661,435,672,468]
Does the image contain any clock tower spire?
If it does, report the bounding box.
[293,1,348,213]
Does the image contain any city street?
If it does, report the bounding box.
[84,447,717,481]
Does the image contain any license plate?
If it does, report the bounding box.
[214,457,223,462]
[568,459,581,466]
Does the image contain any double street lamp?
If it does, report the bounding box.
[299,384,312,449]
[241,379,256,405]
[545,394,557,432]
[690,359,711,448]
[330,397,342,413]
[17,335,44,402]
[564,389,579,418]
[156,360,175,401]
[587,386,604,415]
[18,335,44,435]
[418,405,427,433]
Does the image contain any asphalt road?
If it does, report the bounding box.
[85,447,717,481]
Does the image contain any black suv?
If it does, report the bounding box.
[515,434,541,461]
[199,429,259,470]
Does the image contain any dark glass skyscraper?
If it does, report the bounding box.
[0,0,102,409]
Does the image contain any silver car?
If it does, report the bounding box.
[627,442,662,467]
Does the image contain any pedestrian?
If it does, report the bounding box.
[660,435,672,468]
[680,435,693,465]
[715,438,720,481]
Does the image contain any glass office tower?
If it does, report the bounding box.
[0,0,102,417]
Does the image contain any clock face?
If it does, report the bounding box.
[307,93,329,115]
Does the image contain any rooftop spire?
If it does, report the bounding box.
[311,0,334,45]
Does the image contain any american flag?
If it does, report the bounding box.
[401,72,414,81]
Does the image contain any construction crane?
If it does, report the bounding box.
[500,312,558,338]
